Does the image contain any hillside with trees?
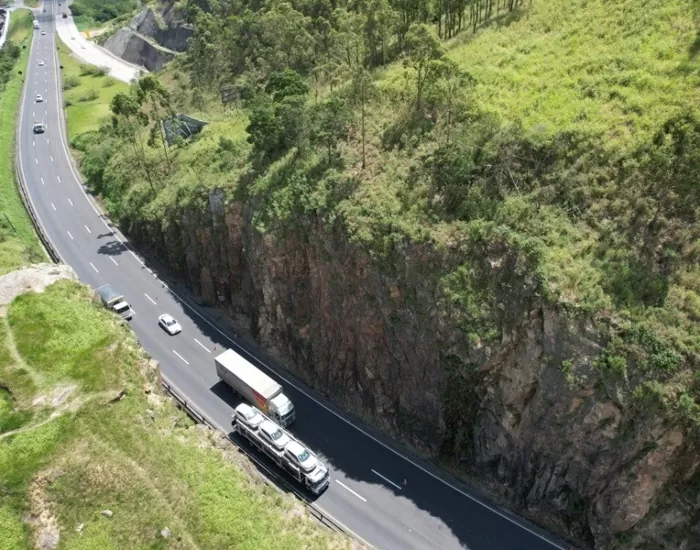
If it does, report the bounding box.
[73,0,700,547]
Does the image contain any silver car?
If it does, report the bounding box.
[158,314,182,335]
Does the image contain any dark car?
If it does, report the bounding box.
[33,122,45,134]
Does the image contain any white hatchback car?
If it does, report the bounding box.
[38,60,45,66]
[35,94,43,103]
[158,314,182,335]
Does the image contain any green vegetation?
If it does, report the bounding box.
[0,282,349,549]
[22,0,38,8]
[68,0,137,31]
[73,0,700,430]
[0,12,349,550]
[58,37,129,141]
[0,9,45,275]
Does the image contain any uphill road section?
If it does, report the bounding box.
[16,4,575,550]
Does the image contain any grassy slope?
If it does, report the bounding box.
[0,15,349,550]
[0,282,350,550]
[0,9,45,274]
[82,0,700,417]
[22,0,39,8]
[58,37,129,141]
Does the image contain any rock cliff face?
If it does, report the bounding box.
[123,191,700,549]
[102,2,190,70]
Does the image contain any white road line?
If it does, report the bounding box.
[335,480,367,502]
[50,155,54,162]
[66,230,73,240]
[89,262,99,273]
[57,175,61,183]
[38,24,566,549]
[46,138,49,144]
[51,202,56,211]
[32,140,35,146]
[84,225,91,234]
[35,158,38,164]
[40,177,44,185]
[32,111,35,117]
[194,338,212,353]
[68,198,73,206]
[371,469,403,490]
[173,350,190,365]
[110,257,118,266]
[144,293,157,305]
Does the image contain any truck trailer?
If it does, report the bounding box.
[215,348,295,426]
[96,284,134,320]
[232,403,329,495]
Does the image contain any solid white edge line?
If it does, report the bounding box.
[194,338,212,353]
[43,11,566,549]
[172,350,189,365]
[335,480,367,503]
[89,262,99,273]
[371,469,403,491]
[144,293,157,305]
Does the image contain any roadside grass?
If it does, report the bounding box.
[0,281,352,550]
[0,8,45,275]
[6,7,33,43]
[22,0,39,8]
[57,36,129,141]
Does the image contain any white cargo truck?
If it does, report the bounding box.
[215,348,295,426]
[232,403,330,495]
[96,284,134,320]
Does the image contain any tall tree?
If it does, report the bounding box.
[424,58,473,143]
[350,67,378,168]
[136,75,174,170]
[315,95,352,164]
[404,23,445,111]
[110,92,154,191]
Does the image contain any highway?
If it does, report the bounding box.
[17,3,572,550]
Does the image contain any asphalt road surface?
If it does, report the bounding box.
[55,0,141,83]
[18,4,573,550]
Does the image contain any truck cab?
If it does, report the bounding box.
[269,393,295,426]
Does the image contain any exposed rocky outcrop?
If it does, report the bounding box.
[122,192,700,549]
[103,27,175,72]
[102,2,190,70]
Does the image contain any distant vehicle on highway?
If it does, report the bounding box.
[62,12,67,18]
[33,20,39,29]
[35,94,43,103]
[32,122,45,134]
[158,314,182,335]
[97,284,134,320]
[38,60,45,66]
[41,31,46,35]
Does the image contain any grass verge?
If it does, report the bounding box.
[22,0,39,8]
[0,280,353,550]
[0,8,45,275]
[57,36,128,141]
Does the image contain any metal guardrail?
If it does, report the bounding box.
[11,23,368,550]
[13,57,61,264]
[159,379,361,542]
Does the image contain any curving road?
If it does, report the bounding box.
[55,0,142,83]
[18,2,574,550]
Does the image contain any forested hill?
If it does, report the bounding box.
[76,0,700,546]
